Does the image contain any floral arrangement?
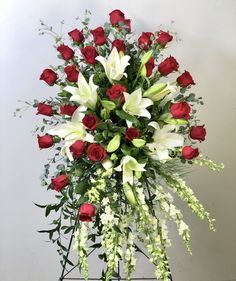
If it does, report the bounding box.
[22,9,224,281]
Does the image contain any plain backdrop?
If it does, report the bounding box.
[0,0,236,281]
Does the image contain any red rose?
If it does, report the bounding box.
[177,71,195,88]
[36,103,53,116]
[182,146,199,160]
[156,30,173,46]
[106,83,126,104]
[138,32,153,50]
[119,18,131,33]
[190,125,206,142]
[170,102,191,120]
[87,144,107,162]
[158,56,179,76]
[57,44,74,60]
[70,140,85,158]
[112,39,126,54]
[145,57,155,77]
[64,64,79,82]
[51,174,68,192]
[82,114,99,130]
[60,104,78,116]
[79,203,96,222]
[91,27,107,46]
[37,135,54,149]
[125,127,141,141]
[109,9,125,26]
[81,46,98,64]
[40,69,57,86]
[68,28,84,43]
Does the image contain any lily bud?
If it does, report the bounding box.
[132,138,146,148]
[141,50,153,65]
[107,134,121,153]
[101,100,116,111]
[165,118,188,125]
[143,83,166,96]
[123,183,137,205]
[135,171,142,179]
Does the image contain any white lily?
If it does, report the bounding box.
[48,107,94,161]
[96,47,130,83]
[147,121,184,161]
[64,73,98,110]
[114,155,146,185]
[123,88,153,119]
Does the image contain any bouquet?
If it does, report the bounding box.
[22,9,224,281]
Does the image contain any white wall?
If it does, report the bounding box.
[0,0,236,280]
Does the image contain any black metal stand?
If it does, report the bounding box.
[59,231,173,281]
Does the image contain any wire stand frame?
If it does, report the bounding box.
[59,230,173,281]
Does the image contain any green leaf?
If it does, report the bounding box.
[90,243,102,248]
[113,225,122,234]
[75,181,88,195]
[34,202,47,208]
[115,110,139,125]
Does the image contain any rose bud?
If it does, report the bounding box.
[40,69,57,86]
[87,144,107,162]
[68,28,84,44]
[51,174,68,192]
[125,127,141,141]
[138,32,153,50]
[36,103,53,116]
[69,140,85,158]
[79,203,96,222]
[158,56,179,76]
[64,64,79,82]
[156,30,173,46]
[109,9,125,26]
[106,83,126,104]
[60,104,78,116]
[182,146,199,160]
[190,125,206,142]
[57,44,74,61]
[37,135,54,149]
[177,71,195,88]
[145,57,155,77]
[170,101,191,120]
[119,18,131,33]
[81,46,98,64]
[82,114,99,131]
[111,39,126,54]
[91,26,107,46]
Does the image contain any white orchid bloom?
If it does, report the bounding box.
[64,73,98,110]
[114,155,146,185]
[96,47,130,83]
[147,122,184,161]
[123,88,153,119]
[48,107,94,161]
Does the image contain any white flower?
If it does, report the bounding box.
[64,73,98,110]
[123,88,153,119]
[147,122,184,161]
[48,107,94,160]
[114,155,146,185]
[96,47,130,83]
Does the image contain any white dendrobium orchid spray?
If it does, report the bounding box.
[123,88,153,119]
[147,121,184,161]
[114,155,146,185]
[64,73,98,110]
[48,107,94,160]
[96,47,130,83]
